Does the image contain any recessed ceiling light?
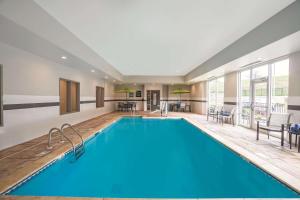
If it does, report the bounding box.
[104,76,108,79]
[113,80,116,82]
[61,56,67,60]
[257,57,263,61]
[91,69,95,73]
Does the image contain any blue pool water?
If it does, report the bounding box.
[9,117,299,198]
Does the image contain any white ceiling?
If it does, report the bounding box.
[34,0,294,76]
[189,30,300,83]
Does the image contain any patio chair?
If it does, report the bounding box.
[256,113,292,146]
[185,104,191,112]
[117,102,124,111]
[172,102,180,112]
[218,107,236,126]
[288,124,300,152]
[179,102,186,112]
[207,106,222,122]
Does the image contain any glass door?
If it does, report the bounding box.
[251,80,269,128]
[238,65,270,129]
[238,59,289,129]
[239,70,251,127]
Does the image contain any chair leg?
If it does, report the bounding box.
[296,135,298,147]
[267,130,270,139]
[281,124,284,146]
[289,133,292,149]
[298,136,300,153]
[257,121,259,140]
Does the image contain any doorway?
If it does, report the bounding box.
[147,90,160,111]
[238,58,289,129]
[251,79,269,128]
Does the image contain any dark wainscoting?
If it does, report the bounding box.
[288,105,300,111]
[3,99,209,110]
[224,102,237,105]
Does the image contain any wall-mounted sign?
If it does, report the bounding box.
[136,90,142,97]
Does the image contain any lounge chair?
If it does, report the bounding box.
[288,124,300,152]
[257,113,292,146]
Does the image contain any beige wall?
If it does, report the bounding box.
[190,81,207,114]
[223,72,238,114]
[288,51,300,123]
[0,42,115,150]
[224,72,238,103]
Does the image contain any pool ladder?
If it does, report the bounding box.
[161,101,168,117]
[47,124,85,160]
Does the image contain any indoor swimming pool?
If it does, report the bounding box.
[7,117,299,198]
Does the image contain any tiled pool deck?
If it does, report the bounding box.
[0,111,300,200]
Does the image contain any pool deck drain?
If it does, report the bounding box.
[0,111,300,200]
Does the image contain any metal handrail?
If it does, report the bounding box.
[47,128,75,156]
[161,101,168,117]
[61,123,84,147]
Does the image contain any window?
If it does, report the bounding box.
[59,79,80,114]
[252,65,268,79]
[96,86,104,108]
[271,59,289,113]
[239,70,251,127]
[238,58,290,128]
[0,65,3,126]
[208,77,224,107]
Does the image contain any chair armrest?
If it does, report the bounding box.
[287,123,292,131]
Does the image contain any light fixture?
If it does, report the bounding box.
[257,57,263,61]
[113,80,116,82]
[104,76,108,79]
[207,76,216,80]
[61,56,67,60]
[91,69,95,73]
[240,61,262,69]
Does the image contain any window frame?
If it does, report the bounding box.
[96,86,105,108]
[59,78,80,115]
[208,76,224,108]
[0,65,3,126]
[237,56,289,127]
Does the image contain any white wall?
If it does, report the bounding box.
[0,42,115,150]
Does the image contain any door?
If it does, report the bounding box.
[251,80,269,128]
[239,70,251,128]
[147,90,160,111]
